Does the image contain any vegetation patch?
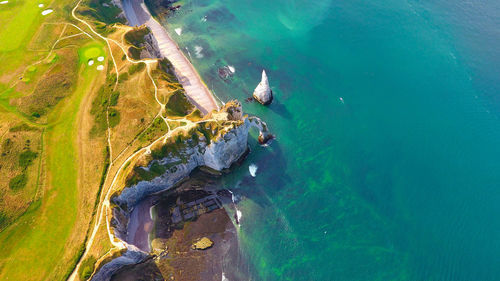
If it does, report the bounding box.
[124,26,151,47]
[124,26,151,60]
[15,49,78,118]
[128,62,146,75]
[118,72,129,81]
[78,255,97,281]
[90,74,121,136]
[19,149,37,169]
[138,117,168,142]
[0,211,8,230]
[9,123,39,132]
[77,0,125,34]
[9,173,28,191]
[165,91,194,117]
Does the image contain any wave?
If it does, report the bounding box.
[249,164,258,177]
[194,45,204,58]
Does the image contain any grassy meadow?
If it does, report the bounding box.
[0,0,206,280]
[0,0,111,279]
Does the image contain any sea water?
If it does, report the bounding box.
[162,0,500,280]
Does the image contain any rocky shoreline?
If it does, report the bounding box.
[89,1,273,280]
[91,102,271,280]
[109,170,242,281]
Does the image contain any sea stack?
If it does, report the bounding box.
[253,70,273,105]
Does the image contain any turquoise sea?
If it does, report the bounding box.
[162,0,500,280]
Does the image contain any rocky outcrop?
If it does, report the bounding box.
[91,247,148,281]
[113,118,250,209]
[93,102,272,281]
[253,70,273,105]
[192,237,214,250]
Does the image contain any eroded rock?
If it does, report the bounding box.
[253,70,273,105]
[192,237,214,250]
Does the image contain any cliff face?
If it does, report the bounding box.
[91,248,148,281]
[113,120,250,209]
[93,102,271,281]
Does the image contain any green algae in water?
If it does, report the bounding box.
[162,0,500,280]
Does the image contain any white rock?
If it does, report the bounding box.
[97,56,105,62]
[174,28,182,36]
[88,59,94,66]
[96,65,104,71]
[253,70,273,105]
[0,1,9,5]
[38,3,44,7]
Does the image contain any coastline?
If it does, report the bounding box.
[112,170,243,281]
[85,2,273,280]
[121,0,219,114]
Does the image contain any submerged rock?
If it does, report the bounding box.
[253,70,273,105]
[258,131,274,145]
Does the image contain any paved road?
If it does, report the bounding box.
[122,0,219,114]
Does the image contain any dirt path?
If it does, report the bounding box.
[122,0,219,114]
[67,0,232,278]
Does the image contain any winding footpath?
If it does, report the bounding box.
[122,0,219,114]
[67,1,224,279]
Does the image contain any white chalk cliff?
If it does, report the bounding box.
[93,102,272,281]
[113,119,251,209]
[253,70,273,105]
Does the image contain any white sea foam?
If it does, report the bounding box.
[228,190,236,203]
[41,9,53,15]
[174,28,182,36]
[249,164,258,177]
[201,16,207,22]
[228,65,235,73]
[236,209,242,222]
[339,97,344,104]
[194,45,203,58]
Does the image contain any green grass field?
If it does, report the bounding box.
[0,0,48,52]
[0,41,104,280]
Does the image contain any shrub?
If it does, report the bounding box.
[19,150,37,169]
[118,72,129,81]
[108,108,120,128]
[124,26,150,47]
[90,75,120,136]
[128,62,145,75]
[0,212,9,230]
[109,91,120,106]
[127,46,142,60]
[9,123,38,132]
[165,91,193,117]
[9,173,27,190]
[78,256,97,280]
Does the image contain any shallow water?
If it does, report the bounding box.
[162,0,500,280]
